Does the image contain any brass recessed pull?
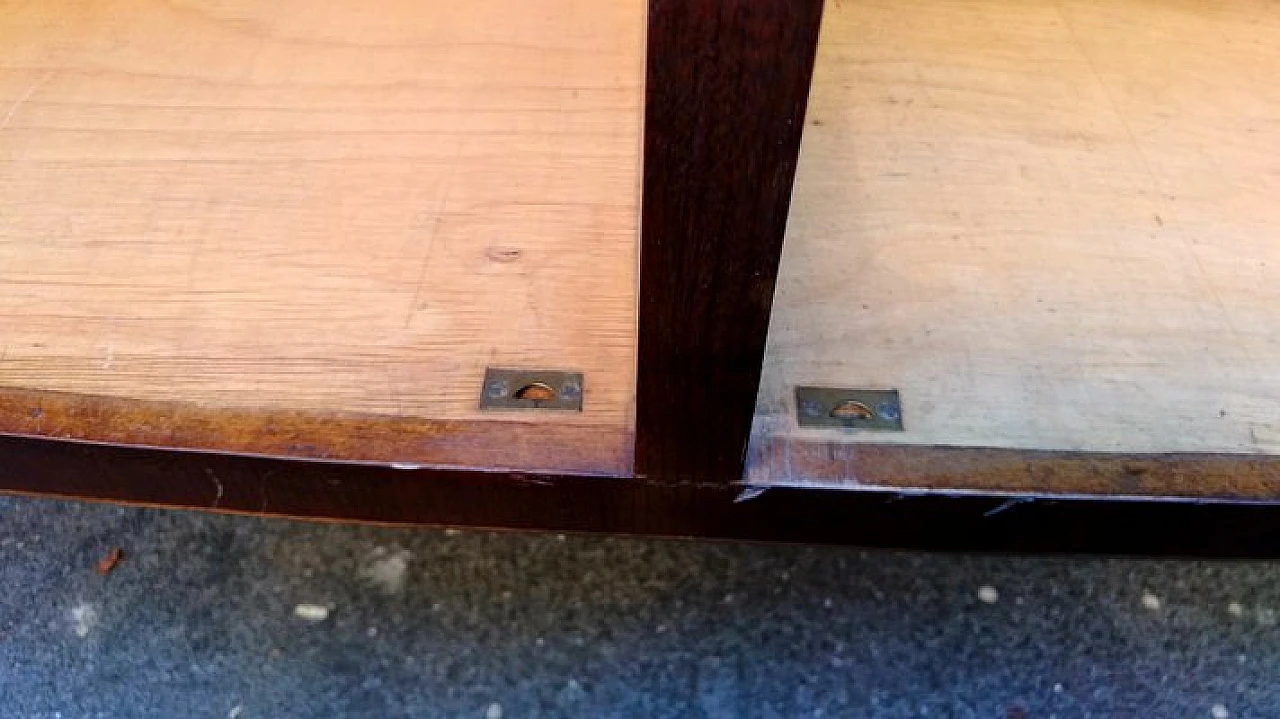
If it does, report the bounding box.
[513,382,557,402]
[479,368,583,411]
[829,400,874,420]
[795,387,903,430]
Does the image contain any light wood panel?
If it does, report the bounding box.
[0,0,644,472]
[756,0,1280,481]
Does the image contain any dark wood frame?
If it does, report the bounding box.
[636,0,825,482]
[5,0,1280,555]
[8,433,1280,557]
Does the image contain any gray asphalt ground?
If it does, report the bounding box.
[1,494,1276,718]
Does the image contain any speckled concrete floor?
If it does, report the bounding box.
[1,495,1276,719]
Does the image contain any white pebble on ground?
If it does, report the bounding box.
[69,603,99,638]
[293,604,330,622]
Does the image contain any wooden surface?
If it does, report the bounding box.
[756,0,1280,479]
[636,0,824,482]
[0,0,644,473]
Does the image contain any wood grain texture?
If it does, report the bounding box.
[9,431,1280,556]
[756,0,1280,472]
[635,0,825,482]
[0,0,643,472]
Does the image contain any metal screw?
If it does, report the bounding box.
[874,401,901,421]
[485,380,510,399]
[800,400,824,418]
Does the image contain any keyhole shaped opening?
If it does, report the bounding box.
[514,382,558,402]
[830,400,874,420]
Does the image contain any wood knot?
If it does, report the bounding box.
[485,246,523,263]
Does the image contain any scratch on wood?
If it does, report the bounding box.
[204,467,224,508]
[0,72,54,131]
[405,138,462,329]
[983,497,1034,517]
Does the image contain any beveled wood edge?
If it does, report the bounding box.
[8,432,1280,557]
[0,387,631,477]
[748,435,1280,501]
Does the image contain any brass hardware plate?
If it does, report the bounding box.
[479,368,584,411]
[795,386,903,430]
